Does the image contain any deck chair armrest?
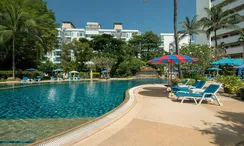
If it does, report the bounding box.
[202,93,213,97]
[190,88,204,93]
[175,91,190,94]
[178,84,187,87]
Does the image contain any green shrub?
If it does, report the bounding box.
[79,72,89,78]
[183,78,195,85]
[172,77,181,85]
[194,75,208,81]
[216,75,243,93]
[0,70,43,79]
[0,78,6,82]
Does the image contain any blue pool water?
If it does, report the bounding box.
[0,78,165,120]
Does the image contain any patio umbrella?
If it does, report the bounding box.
[208,67,222,75]
[234,65,244,76]
[234,64,244,69]
[148,54,198,86]
[26,68,37,71]
[207,67,222,71]
[211,58,243,66]
[69,71,79,74]
[53,69,63,72]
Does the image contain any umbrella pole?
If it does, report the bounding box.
[171,64,173,86]
[168,64,170,86]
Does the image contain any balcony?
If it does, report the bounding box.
[216,35,240,45]
[226,45,243,54]
[223,0,243,11]
[216,21,244,35]
[212,0,224,6]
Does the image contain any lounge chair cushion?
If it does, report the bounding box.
[175,92,203,97]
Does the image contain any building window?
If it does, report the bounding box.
[78,31,85,36]
[54,51,61,56]
[65,38,72,43]
[85,34,97,37]
[160,36,164,40]
[121,33,128,38]
[57,38,62,43]
[65,31,73,36]
[53,58,61,62]
[56,45,62,50]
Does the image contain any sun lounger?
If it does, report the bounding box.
[172,80,200,92]
[21,76,30,83]
[50,76,57,81]
[34,76,41,82]
[166,79,190,87]
[174,83,222,106]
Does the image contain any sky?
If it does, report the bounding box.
[45,0,196,34]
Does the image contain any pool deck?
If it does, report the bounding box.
[69,84,244,146]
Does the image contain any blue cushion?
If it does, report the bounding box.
[195,81,206,88]
[172,87,189,92]
[175,92,203,97]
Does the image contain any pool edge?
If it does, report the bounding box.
[29,85,140,146]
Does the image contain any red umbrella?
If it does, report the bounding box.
[148,54,198,86]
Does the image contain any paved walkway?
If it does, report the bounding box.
[71,84,244,146]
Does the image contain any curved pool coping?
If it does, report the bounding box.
[30,85,141,146]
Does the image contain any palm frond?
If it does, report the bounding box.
[0,25,7,30]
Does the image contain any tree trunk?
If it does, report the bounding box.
[174,0,179,54]
[12,37,15,79]
[147,47,150,60]
[189,34,192,45]
[173,0,181,78]
[214,29,218,57]
[90,70,93,80]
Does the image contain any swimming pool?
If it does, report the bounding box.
[0,78,165,145]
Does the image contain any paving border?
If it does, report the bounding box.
[30,85,142,146]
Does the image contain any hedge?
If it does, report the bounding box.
[0,70,43,79]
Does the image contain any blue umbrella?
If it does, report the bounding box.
[53,69,63,72]
[26,68,37,71]
[211,58,243,66]
[238,68,242,76]
[102,70,109,73]
[207,67,222,71]
[234,64,244,69]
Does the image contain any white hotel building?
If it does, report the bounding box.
[45,21,141,64]
[159,33,191,52]
[196,0,244,58]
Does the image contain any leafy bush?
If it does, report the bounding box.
[216,75,243,93]
[0,78,6,82]
[0,70,42,79]
[183,78,195,85]
[172,77,181,85]
[194,75,208,81]
[116,58,146,77]
[79,72,89,78]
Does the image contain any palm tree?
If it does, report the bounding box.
[179,16,202,44]
[199,2,244,56]
[173,0,181,78]
[173,0,179,54]
[0,4,35,78]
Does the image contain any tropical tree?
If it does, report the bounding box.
[180,44,213,75]
[0,4,35,78]
[199,2,244,56]
[129,31,160,61]
[61,39,93,72]
[173,0,181,78]
[91,57,116,71]
[179,16,202,44]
